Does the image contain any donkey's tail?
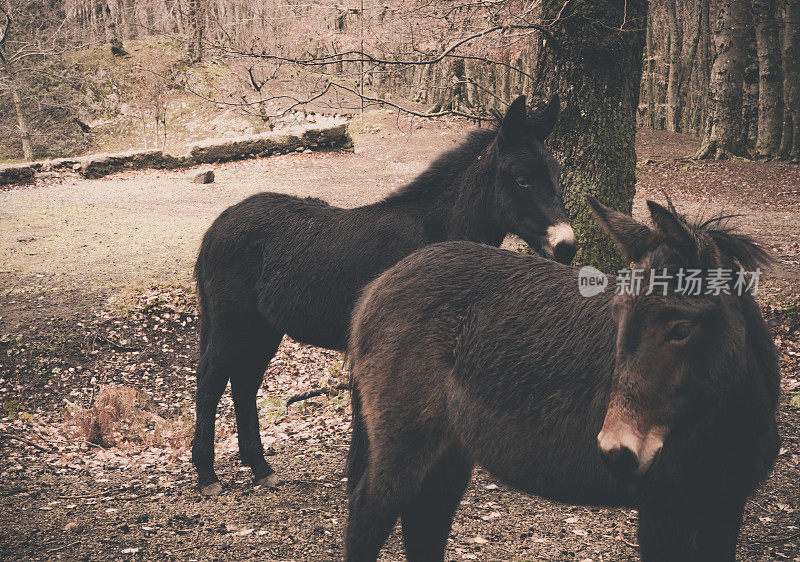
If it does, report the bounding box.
[346,376,369,495]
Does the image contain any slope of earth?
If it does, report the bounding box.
[0,122,798,560]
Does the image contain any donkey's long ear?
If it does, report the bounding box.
[499,95,528,147]
[587,195,652,262]
[530,94,559,141]
[646,201,696,252]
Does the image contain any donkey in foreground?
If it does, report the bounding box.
[192,95,577,495]
[345,197,779,561]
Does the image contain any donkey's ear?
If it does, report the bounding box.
[530,94,559,140]
[587,195,652,262]
[646,200,696,252]
[499,95,528,146]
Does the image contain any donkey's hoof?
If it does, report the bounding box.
[200,481,223,496]
[255,473,280,488]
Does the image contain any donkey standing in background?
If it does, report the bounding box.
[192,95,577,495]
[345,197,779,561]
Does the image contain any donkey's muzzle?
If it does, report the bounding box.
[597,424,665,481]
[553,241,577,265]
[598,442,640,481]
[546,223,577,265]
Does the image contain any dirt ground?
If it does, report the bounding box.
[1,115,798,561]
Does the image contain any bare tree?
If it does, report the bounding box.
[187,0,203,63]
[693,0,750,159]
[0,2,33,160]
[665,0,681,131]
[779,0,800,160]
[646,10,656,129]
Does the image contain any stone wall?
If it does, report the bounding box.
[0,122,352,187]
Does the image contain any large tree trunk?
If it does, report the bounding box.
[693,0,750,159]
[754,0,784,157]
[665,0,682,131]
[779,0,800,160]
[533,0,647,271]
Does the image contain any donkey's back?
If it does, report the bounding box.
[196,191,425,350]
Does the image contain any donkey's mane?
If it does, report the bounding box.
[382,127,497,204]
[654,202,770,271]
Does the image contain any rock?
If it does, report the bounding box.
[303,149,313,154]
[192,170,215,184]
[17,233,36,243]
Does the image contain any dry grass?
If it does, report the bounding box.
[67,384,190,450]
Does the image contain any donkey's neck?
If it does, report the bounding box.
[377,133,505,245]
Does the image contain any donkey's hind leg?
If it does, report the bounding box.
[192,346,229,496]
[230,320,283,488]
[192,306,280,496]
[401,448,473,562]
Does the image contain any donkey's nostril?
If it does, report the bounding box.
[599,444,640,480]
[553,241,577,265]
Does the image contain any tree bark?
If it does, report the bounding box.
[3,59,35,161]
[0,11,34,162]
[666,0,682,131]
[741,27,759,150]
[646,11,656,128]
[779,0,800,160]
[698,0,712,135]
[533,0,647,271]
[753,0,784,157]
[674,2,703,132]
[187,0,203,63]
[693,0,750,159]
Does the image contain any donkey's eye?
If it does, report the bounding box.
[515,176,531,189]
[666,322,694,343]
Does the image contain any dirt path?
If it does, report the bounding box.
[0,112,468,325]
[1,118,799,561]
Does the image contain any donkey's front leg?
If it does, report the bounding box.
[637,500,745,562]
[344,471,401,562]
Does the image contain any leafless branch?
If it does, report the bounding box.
[219,23,552,68]
[283,382,350,412]
[0,430,51,452]
[328,82,494,121]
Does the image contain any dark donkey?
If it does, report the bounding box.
[192,95,577,495]
[345,198,779,561]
